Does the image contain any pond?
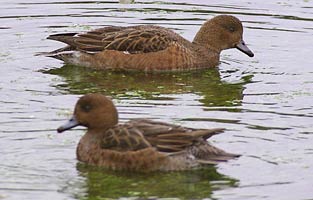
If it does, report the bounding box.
[0,0,313,199]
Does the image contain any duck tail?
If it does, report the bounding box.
[196,151,240,166]
[202,128,225,140]
[46,52,74,62]
[193,143,240,165]
[35,45,75,63]
[47,33,77,46]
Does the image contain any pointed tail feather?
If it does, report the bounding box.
[196,152,240,165]
[192,142,240,164]
[35,51,75,62]
[47,33,77,40]
[196,159,219,165]
[197,160,220,165]
[201,128,225,140]
[46,52,75,62]
[47,33,78,47]
[35,45,73,57]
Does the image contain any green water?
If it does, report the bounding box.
[75,164,237,199]
[44,65,250,106]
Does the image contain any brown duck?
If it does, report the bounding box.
[57,94,239,171]
[46,15,254,72]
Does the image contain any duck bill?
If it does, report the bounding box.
[57,116,80,133]
[236,39,254,57]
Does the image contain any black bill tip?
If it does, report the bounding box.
[57,116,80,133]
[236,39,254,57]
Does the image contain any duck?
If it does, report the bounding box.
[45,15,254,72]
[57,94,239,171]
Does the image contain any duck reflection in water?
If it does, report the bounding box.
[72,163,238,199]
[44,65,252,107]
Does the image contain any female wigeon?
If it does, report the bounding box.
[46,15,253,72]
[57,94,239,171]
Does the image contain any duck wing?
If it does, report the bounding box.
[100,122,152,152]
[101,119,224,153]
[129,119,224,153]
[47,25,180,54]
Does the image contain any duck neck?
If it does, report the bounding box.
[86,126,111,136]
[192,23,222,54]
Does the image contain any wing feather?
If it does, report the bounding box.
[47,25,179,54]
[100,119,225,154]
[126,119,224,153]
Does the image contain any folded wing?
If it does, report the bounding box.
[47,25,179,54]
[101,119,224,153]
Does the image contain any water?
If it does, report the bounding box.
[0,0,313,199]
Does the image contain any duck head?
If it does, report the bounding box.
[193,15,254,57]
[57,94,118,133]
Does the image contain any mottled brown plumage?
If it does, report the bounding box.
[46,15,254,71]
[57,94,239,172]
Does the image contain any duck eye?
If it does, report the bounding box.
[81,104,92,112]
[228,27,235,32]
